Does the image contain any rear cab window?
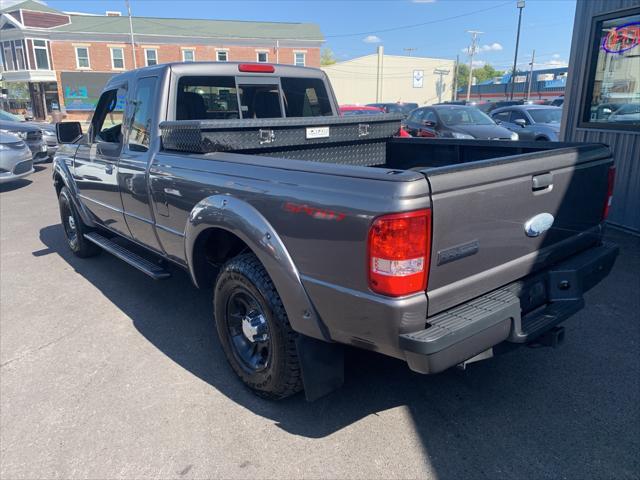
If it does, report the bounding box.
[174,74,334,120]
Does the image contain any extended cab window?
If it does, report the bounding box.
[128,77,157,152]
[280,77,333,117]
[92,86,127,145]
[177,76,240,120]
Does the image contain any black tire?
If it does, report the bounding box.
[535,136,549,141]
[58,186,101,258]
[214,253,302,399]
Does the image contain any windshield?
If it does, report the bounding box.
[387,103,418,114]
[341,109,384,116]
[528,109,562,124]
[438,107,495,126]
[0,110,23,122]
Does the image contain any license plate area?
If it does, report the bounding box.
[306,126,330,139]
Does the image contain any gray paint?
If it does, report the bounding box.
[561,0,640,232]
[52,62,618,371]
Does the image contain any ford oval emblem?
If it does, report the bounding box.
[524,213,554,237]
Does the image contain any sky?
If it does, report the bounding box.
[9,0,577,72]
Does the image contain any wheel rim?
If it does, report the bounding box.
[61,198,78,247]
[226,288,271,372]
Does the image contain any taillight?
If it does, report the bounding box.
[602,166,615,220]
[368,209,431,297]
[238,63,275,73]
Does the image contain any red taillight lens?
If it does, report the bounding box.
[238,63,275,73]
[368,209,431,297]
[603,166,615,220]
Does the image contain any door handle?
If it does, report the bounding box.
[532,172,552,191]
[105,163,113,174]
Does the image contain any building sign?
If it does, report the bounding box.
[413,70,424,88]
[60,71,116,111]
[602,21,640,54]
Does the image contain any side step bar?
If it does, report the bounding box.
[84,232,171,280]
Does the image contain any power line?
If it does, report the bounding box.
[325,1,511,38]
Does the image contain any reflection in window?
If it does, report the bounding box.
[128,77,157,151]
[585,12,640,126]
[176,76,240,120]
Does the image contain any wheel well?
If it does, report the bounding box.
[535,136,549,141]
[53,172,64,196]
[192,228,251,289]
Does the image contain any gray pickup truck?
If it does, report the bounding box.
[53,62,618,400]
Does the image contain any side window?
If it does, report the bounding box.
[510,110,529,124]
[128,77,157,152]
[493,111,511,122]
[410,109,424,121]
[423,109,438,123]
[176,76,239,120]
[92,86,127,144]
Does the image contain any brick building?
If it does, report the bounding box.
[0,0,323,120]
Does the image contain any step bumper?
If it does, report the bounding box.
[401,242,619,374]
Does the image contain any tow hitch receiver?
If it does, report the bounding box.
[534,326,565,348]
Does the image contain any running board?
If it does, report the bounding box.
[84,232,171,280]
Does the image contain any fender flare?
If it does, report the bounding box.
[184,195,329,341]
[52,155,95,227]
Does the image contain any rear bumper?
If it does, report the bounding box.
[401,242,619,374]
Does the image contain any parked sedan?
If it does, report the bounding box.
[607,103,640,123]
[403,105,518,140]
[0,110,51,163]
[491,105,562,141]
[0,131,34,184]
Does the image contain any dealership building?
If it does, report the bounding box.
[323,47,455,106]
[0,0,323,120]
[561,0,639,232]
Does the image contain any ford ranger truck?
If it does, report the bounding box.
[53,62,618,400]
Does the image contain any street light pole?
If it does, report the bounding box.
[526,49,535,101]
[509,0,525,101]
[465,30,482,102]
[125,0,137,69]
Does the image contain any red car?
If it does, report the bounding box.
[338,105,385,116]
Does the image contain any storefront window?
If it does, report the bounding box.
[584,11,640,128]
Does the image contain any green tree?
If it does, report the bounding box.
[456,63,503,91]
[320,48,337,66]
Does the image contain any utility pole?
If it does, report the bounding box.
[403,47,417,57]
[434,68,450,104]
[526,49,535,101]
[452,54,459,101]
[465,30,482,102]
[509,0,525,100]
[376,45,384,102]
[125,0,137,68]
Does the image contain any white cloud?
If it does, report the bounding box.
[363,35,382,44]
[461,42,504,55]
[472,60,486,68]
[552,53,561,59]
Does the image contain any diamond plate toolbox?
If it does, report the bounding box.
[159,114,403,166]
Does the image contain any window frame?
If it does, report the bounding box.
[2,42,15,71]
[14,40,25,70]
[294,51,306,67]
[75,46,90,70]
[256,50,268,63]
[182,49,195,62]
[110,47,125,70]
[144,48,158,66]
[32,39,50,70]
[216,50,228,62]
[578,5,640,132]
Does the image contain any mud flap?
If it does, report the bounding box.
[295,335,344,402]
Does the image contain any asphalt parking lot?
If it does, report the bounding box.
[1,164,639,480]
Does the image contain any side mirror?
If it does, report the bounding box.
[514,118,527,127]
[422,120,436,128]
[56,121,83,144]
[494,119,502,125]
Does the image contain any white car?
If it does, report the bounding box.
[0,131,34,184]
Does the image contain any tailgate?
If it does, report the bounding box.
[423,144,612,316]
